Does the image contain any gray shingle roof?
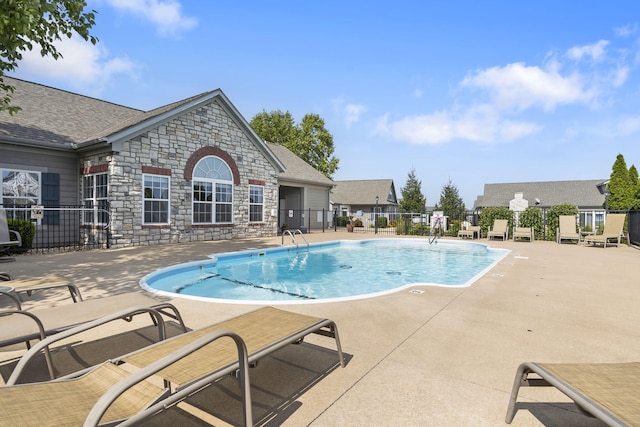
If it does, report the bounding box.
[0,76,141,145]
[473,179,608,209]
[83,92,212,143]
[1,77,285,172]
[266,142,333,187]
[331,179,398,206]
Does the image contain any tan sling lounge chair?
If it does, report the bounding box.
[0,273,83,302]
[2,306,345,426]
[506,362,640,426]
[487,219,509,241]
[512,227,533,242]
[557,215,580,244]
[584,213,626,248]
[0,292,187,379]
[0,208,21,262]
[458,225,481,239]
[0,321,253,427]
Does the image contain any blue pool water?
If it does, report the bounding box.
[141,239,509,304]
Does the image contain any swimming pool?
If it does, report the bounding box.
[141,239,509,304]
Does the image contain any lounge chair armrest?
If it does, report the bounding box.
[6,306,167,385]
[85,330,253,427]
[0,291,22,309]
[0,309,47,341]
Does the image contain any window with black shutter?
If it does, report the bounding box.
[41,173,60,225]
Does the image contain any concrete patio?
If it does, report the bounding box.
[0,232,637,426]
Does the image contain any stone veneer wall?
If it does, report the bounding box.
[81,99,278,248]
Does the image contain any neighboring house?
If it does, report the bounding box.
[473,179,608,229]
[1,77,291,248]
[330,179,399,224]
[265,142,334,231]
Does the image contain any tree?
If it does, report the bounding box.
[607,153,634,210]
[0,0,98,114]
[399,169,426,213]
[250,110,339,179]
[629,164,640,209]
[249,110,296,146]
[434,179,466,221]
[297,114,339,179]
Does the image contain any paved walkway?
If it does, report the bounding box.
[1,232,638,426]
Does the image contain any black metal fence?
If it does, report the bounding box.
[2,205,110,255]
[628,210,640,247]
[4,206,638,255]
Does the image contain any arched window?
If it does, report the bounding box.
[192,156,233,224]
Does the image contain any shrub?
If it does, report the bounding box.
[547,203,579,241]
[353,218,363,227]
[478,207,513,236]
[377,216,388,228]
[336,216,350,227]
[395,217,411,235]
[518,207,543,239]
[7,219,36,250]
[411,223,429,236]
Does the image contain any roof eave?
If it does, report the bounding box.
[0,135,75,151]
[99,90,286,173]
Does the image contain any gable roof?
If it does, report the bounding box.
[331,179,398,206]
[1,76,140,147]
[0,76,284,172]
[473,179,607,209]
[265,142,333,187]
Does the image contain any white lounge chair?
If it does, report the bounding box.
[0,209,22,262]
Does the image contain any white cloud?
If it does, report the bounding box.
[615,115,640,136]
[612,65,630,87]
[374,38,627,146]
[460,62,592,111]
[614,23,639,38]
[15,36,139,95]
[332,96,366,128]
[566,40,610,61]
[103,0,197,37]
[376,104,541,145]
[344,103,366,128]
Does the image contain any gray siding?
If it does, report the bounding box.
[0,144,78,205]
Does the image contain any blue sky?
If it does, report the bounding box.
[10,1,640,206]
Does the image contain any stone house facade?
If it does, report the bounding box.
[1,77,287,248]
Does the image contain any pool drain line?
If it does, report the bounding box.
[221,277,315,300]
[175,273,220,293]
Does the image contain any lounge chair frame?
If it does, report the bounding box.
[506,361,640,426]
[0,292,187,379]
[1,274,83,302]
[1,312,253,427]
[512,227,533,242]
[458,225,481,239]
[584,213,627,248]
[4,306,345,426]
